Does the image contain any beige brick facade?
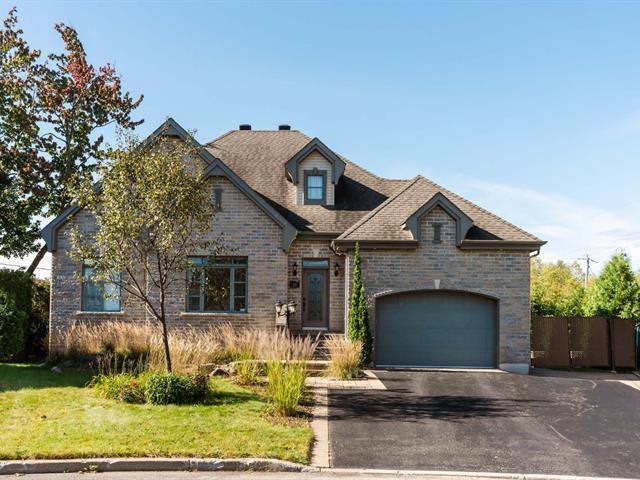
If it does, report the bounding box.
[49,175,293,349]
[343,206,531,370]
[50,192,529,369]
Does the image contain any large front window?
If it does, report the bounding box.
[187,257,247,313]
[82,264,121,312]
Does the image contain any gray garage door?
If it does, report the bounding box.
[375,291,497,368]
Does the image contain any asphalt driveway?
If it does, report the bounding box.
[329,370,640,477]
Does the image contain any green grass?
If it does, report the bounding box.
[0,363,313,462]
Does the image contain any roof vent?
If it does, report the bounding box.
[239,124,251,131]
[278,124,291,131]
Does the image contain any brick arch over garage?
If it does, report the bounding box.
[373,289,499,368]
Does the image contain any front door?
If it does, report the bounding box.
[302,269,328,329]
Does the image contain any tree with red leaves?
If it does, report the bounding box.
[0,7,143,272]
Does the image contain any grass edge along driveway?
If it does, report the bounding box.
[0,363,313,463]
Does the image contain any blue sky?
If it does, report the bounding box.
[3,0,640,276]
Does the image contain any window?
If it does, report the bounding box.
[431,222,443,244]
[304,170,326,204]
[82,264,121,312]
[213,188,223,211]
[303,259,329,269]
[187,257,247,313]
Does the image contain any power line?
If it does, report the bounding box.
[0,262,50,271]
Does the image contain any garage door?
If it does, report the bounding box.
[375,290,497,368]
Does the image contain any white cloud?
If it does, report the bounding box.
[456,178,640,273]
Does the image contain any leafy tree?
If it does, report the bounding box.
[0,291,26,361]
[347,242,372,364]
[0,7,142,268]
[69,132,223,372]
[584,252,640,320]
[0,8,43,257]
[530,258,586,316]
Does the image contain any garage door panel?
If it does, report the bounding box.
[375,291,497,368]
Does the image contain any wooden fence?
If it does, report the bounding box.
[531,316,637,369]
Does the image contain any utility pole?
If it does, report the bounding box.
[578,255,598,287]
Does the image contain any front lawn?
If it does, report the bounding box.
[0,363,313,462]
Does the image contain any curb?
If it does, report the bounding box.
[320,469,638,480]
[0,460,637,479]
[0,457,314,475]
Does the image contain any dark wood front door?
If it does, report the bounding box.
[302,269,328,329]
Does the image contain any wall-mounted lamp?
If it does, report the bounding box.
[334,262,340,277]
[292,262,298,277]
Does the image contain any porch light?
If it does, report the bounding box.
[292,262,298,276]
[334,262,340,277]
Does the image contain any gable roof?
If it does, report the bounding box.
[284,137,346,185]
[41,119,298,252]
[202,159,297,251]
[335,176,544,250]
[41,120,544,253]
[205,130,409,233]
[403,192,474,247]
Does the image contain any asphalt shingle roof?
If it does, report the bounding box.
[338,176,542,242]
[206,130,541,243]
[206,130,408,233]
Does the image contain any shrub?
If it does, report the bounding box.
[0,269,50,359]
[347,242,373,364]
[28,278,50,357]
[0,292,27,361]
[54,321,156,361]
[92,373,145,403]
[265,360,307,416]
[52,322,319,375]
[234,357,263,385]
[96,351,148,376]
[261,329,318,361]
[325,335,362,380]
[144,372,209,405]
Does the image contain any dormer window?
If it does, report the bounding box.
[304,169,326,205]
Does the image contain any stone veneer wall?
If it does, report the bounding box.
[344,205,531,370]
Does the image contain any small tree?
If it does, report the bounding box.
[530,258,586,316]
[347,242,372,364]
[584,252,640,320]
[69,132,223,372]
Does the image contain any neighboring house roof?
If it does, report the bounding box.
[205,130,409,233]
[335,176,544,249]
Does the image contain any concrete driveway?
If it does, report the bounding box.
[328,370,640,477]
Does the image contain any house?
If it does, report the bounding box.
[41,118,545,373]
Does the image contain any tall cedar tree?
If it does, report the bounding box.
[69,132,224,372]
[0,7,142,267]
[347,242,372,364]
[584,252,640,320]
